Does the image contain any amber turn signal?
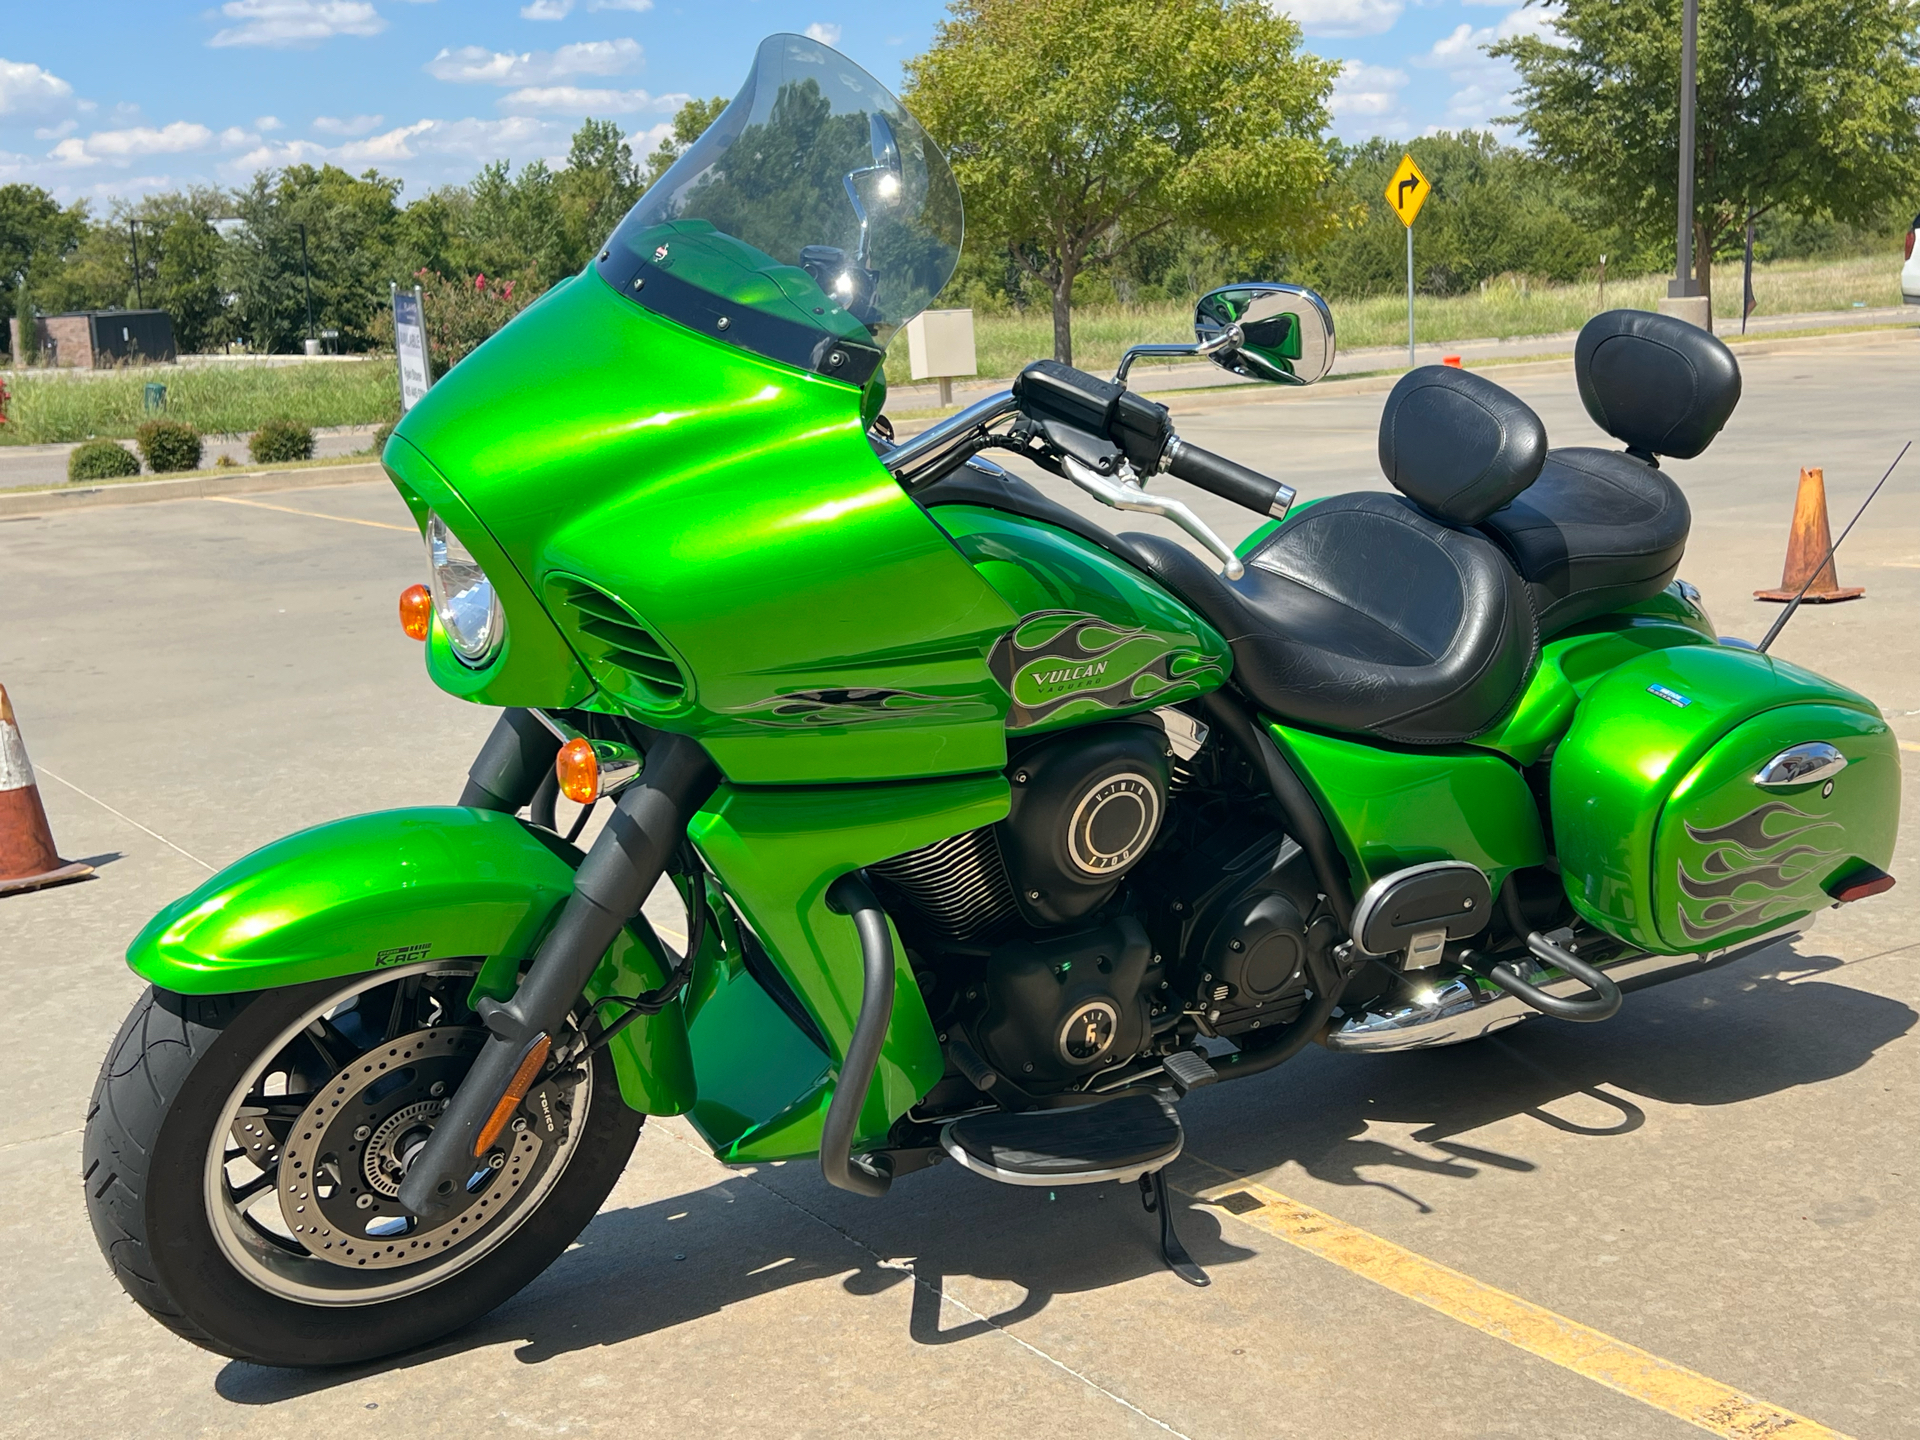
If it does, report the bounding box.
[399,583,433,641]
[556,737,600,804]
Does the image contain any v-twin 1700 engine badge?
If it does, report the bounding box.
[1067,771,1161,874]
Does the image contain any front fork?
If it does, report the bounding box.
[398,713,717,1217]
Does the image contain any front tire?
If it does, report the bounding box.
[83,965,642,1367]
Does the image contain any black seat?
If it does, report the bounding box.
[1478,447,1691,635]
[1124,493,1537,744]
[1124,367,1547,745]
[1476,311,1735,636]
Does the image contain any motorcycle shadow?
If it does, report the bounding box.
[215,940,1907,1398]
[217,1126,1258,1399]
[1178,939,1914,1212]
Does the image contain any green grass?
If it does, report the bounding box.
[2,255,1898,439]
[881,254,1907,387]
[0,360,399,446]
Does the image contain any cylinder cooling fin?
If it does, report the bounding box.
[868,826,1018,940]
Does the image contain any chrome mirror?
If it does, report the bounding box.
[1194,283,1336,386]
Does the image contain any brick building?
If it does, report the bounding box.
[8,310,177,367]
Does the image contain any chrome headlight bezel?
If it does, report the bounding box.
[424,511,505,668]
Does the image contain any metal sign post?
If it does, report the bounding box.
[392,281,433,413]
[1385,153,1431,369]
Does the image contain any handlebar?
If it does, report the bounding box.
[1161,437,1296,520]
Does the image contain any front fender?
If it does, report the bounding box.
[127,806,694,1114]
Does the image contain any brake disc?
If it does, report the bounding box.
[276,1025,570,1270]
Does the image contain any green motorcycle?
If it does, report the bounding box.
[84,34,1899,1367]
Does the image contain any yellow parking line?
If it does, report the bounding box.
[1899,741,1920,754]
[207,495,412,532]
[1180,1167,1850,1440]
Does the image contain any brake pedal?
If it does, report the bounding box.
[1162,1049,1217,1097]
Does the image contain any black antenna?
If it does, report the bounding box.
[1757,440,1911,653]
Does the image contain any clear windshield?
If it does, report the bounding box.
[597,33,962,381]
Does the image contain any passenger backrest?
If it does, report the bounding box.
[1575,310,1741,461]
[1378,365,1548,526]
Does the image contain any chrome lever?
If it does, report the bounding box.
[1060,455,1244,581]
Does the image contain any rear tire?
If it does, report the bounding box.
[83,972,642,1367]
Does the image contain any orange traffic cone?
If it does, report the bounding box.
[0,684,94,897]
[1754,467,1864,603]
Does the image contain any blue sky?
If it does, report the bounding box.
[0,0,1557,208]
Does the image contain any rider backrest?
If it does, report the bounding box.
[1377,366,1549,527]
[1574,309,1741,461]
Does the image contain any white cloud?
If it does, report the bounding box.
[1330,61,1409,120]
[312,113,386,135]
[0,58,76,117]
[256,115,283,132]
[427,38,643,85]
[50,121,215,167]
[587,0,653,9]
[521,0,573,17]
[1269,0,1403,38]
[1417,5,1561,135]
[804,23,842,45]
[35,119,79,140]
[208,0,387,48]
[500,85,682,113]
[628,119,672,155]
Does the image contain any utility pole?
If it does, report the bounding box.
[128,220,144,308]
[298,222,316,348]
[1659,0,1708,328]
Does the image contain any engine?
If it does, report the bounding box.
[999,723,1171,926]
[869,714,1325,1093]
[963,916,1162,1085]
[1151,816,1334,1039]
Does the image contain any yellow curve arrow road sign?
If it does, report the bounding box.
[1386,153,1431,227]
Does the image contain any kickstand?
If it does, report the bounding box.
[1139,1170,1209,1287]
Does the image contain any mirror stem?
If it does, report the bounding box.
[1114,325,1241,386]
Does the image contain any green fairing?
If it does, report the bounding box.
[932,504,1231,731]
[125,806,695,1115]
[685,772,1008,1160]
[388,271,1019,784]
[1551,645,1893,951]
[1267,721,1547,893]
[1472,595,1719,765]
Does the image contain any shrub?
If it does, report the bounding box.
[369,419,396,454]
[69,439,141,481]
[250,417,315,465]
[136,419,203,473]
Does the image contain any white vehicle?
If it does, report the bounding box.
[1904,212,1920,305]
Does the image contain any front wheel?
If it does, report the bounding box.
[83,962,642,1367]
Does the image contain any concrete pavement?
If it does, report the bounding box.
[0,333,1914,1438]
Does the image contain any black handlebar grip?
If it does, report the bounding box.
[1163,437,1297,519]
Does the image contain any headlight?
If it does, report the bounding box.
[424,512,505,666]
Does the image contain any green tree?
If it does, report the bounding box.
[1297,132,1607,298]
[225,164,403,352]
[643,96,730,190]
[1493,0,1920,308]
[0,184,87,318]
[906,0,1338,364]
[557,117,641,263]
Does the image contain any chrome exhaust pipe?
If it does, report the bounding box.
[1322,922,1807,1053]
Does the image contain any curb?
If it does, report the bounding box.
[0,461,386,520]
[896,323,1918,434]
